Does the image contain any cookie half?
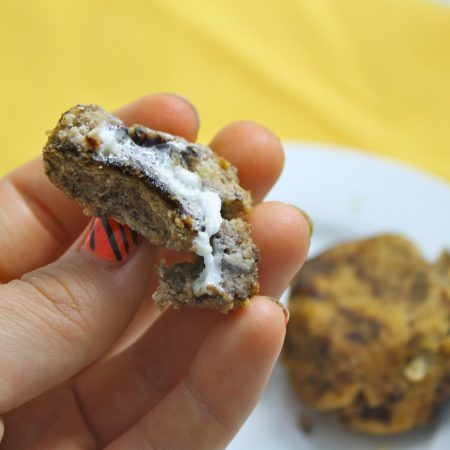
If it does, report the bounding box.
[43,104,259,312]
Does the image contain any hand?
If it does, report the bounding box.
[0,94,310,449]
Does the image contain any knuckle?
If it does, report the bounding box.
[20,267,93,342]
[184,376,237,434]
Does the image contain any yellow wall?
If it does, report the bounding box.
[1,0,449,180]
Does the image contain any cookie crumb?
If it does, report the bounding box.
[298,413,313,434]
[403,355,428,383]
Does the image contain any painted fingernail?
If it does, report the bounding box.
[82,217,141,263]
[293,206,314,237]
[266,296,290,326]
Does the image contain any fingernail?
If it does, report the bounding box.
[0,415,4,443]
[266,296,290,326]
[166,93,200,128]
[293,206,314,237]
[82,217,142,263]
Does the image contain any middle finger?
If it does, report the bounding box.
[209,121,284,204]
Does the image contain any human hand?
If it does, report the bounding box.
[0,94,311,449]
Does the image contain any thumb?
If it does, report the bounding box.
[0,217,157,413]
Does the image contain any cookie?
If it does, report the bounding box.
[43,104,259,312]
[283,235,450,434]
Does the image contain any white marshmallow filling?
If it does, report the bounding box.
[61,119,224,296]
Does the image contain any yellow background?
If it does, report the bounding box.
[1,0,449,180]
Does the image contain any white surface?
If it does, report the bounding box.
[229,143,450,450]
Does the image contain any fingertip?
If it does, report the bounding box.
[249,202,311,297]
[209,121,284,203]
[251,201,311,263]
[281,203,313,253]
[244,296,287,351]
[291,206,314,238]
[114,93,200,142]
[264,296,290,326]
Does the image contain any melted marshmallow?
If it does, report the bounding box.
[92,123,223,295]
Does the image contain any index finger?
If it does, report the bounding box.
[209,121,284,204]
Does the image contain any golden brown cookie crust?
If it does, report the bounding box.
[283,235,450,435]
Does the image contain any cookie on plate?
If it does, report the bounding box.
[283,235,450,435]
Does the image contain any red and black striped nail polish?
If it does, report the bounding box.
[82,217,141,263]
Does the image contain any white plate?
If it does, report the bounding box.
[229,143,450,450]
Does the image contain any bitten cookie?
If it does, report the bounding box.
[43,104,259,313]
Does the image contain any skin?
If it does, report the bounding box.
[0,93,310,450]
